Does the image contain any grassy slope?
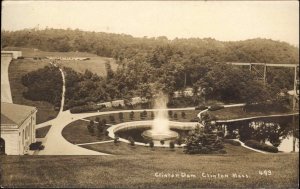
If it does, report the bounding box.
[0,151,298,188]
[6,47,118,76]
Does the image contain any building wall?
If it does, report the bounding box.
[1,111,36,155]
[1,130,19,155]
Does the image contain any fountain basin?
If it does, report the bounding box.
[142,129,179,141]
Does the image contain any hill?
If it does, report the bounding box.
[2,29,299,64]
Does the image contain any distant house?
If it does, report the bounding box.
[1,102,37,155]
[111,100,125,107]
[183,87,194,97]
[174,87,195,98]
[97,102,112,108]
[131,97,142,105]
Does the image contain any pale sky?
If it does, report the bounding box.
[1,1,299,46]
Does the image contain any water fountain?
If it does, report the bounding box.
[141,93,179,142]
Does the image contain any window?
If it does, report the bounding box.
[22,130,24,145]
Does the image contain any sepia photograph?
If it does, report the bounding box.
[0,0,299,188]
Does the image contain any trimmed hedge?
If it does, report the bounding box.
[208,105,224,111]
[223,139,241,146]
[195,105,208,110]
[244,140,278,153]
[70,105,104,113]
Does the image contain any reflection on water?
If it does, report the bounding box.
[266,136,299,153]
[223,115,299,153]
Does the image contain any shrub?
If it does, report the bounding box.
[129,111,134,120]
[176,139,182,146]
[244,140,278,153]
[168,110,173,117]
[151,112,154,119]
[208,105,224,111]
[119,112,124,120]
[160,140,165,145]
[149,141,154,148]
[17,56,24,59]
[173,113,178,120]
[142,110,147,117]
[109,115,115,123]
[169,141,175,149]
[223,139,241,146]
[102,119,107,126]
[128,137,135,146]
[140,112,144,119]
[181,112,186,119]
[114,137,119,144]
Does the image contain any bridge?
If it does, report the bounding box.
[224,62,299,110]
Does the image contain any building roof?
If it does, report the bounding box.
[1,102,37,126]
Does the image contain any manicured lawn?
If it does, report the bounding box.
[62,120,112,144]
[6,46,118,76]
[210,106,298,120]
[35,125,52,138]
[81,141,252,155]
[0,151,298,188]
[57,56,118,77]
[62,110,199,145]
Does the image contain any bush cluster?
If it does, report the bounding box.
[244,140,278,153]
[208,105,224,111]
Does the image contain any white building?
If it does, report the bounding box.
[174,87,195,98]
[1,51,22,59]
[112,100,125,107]
[131,97,142,105]
[1,102,37,155]
[97,102,112,108]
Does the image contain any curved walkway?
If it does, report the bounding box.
[37,104,299,155]
[38,62,109,155]
[37,102,197,154]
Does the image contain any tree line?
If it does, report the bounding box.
[12,28,297,109]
